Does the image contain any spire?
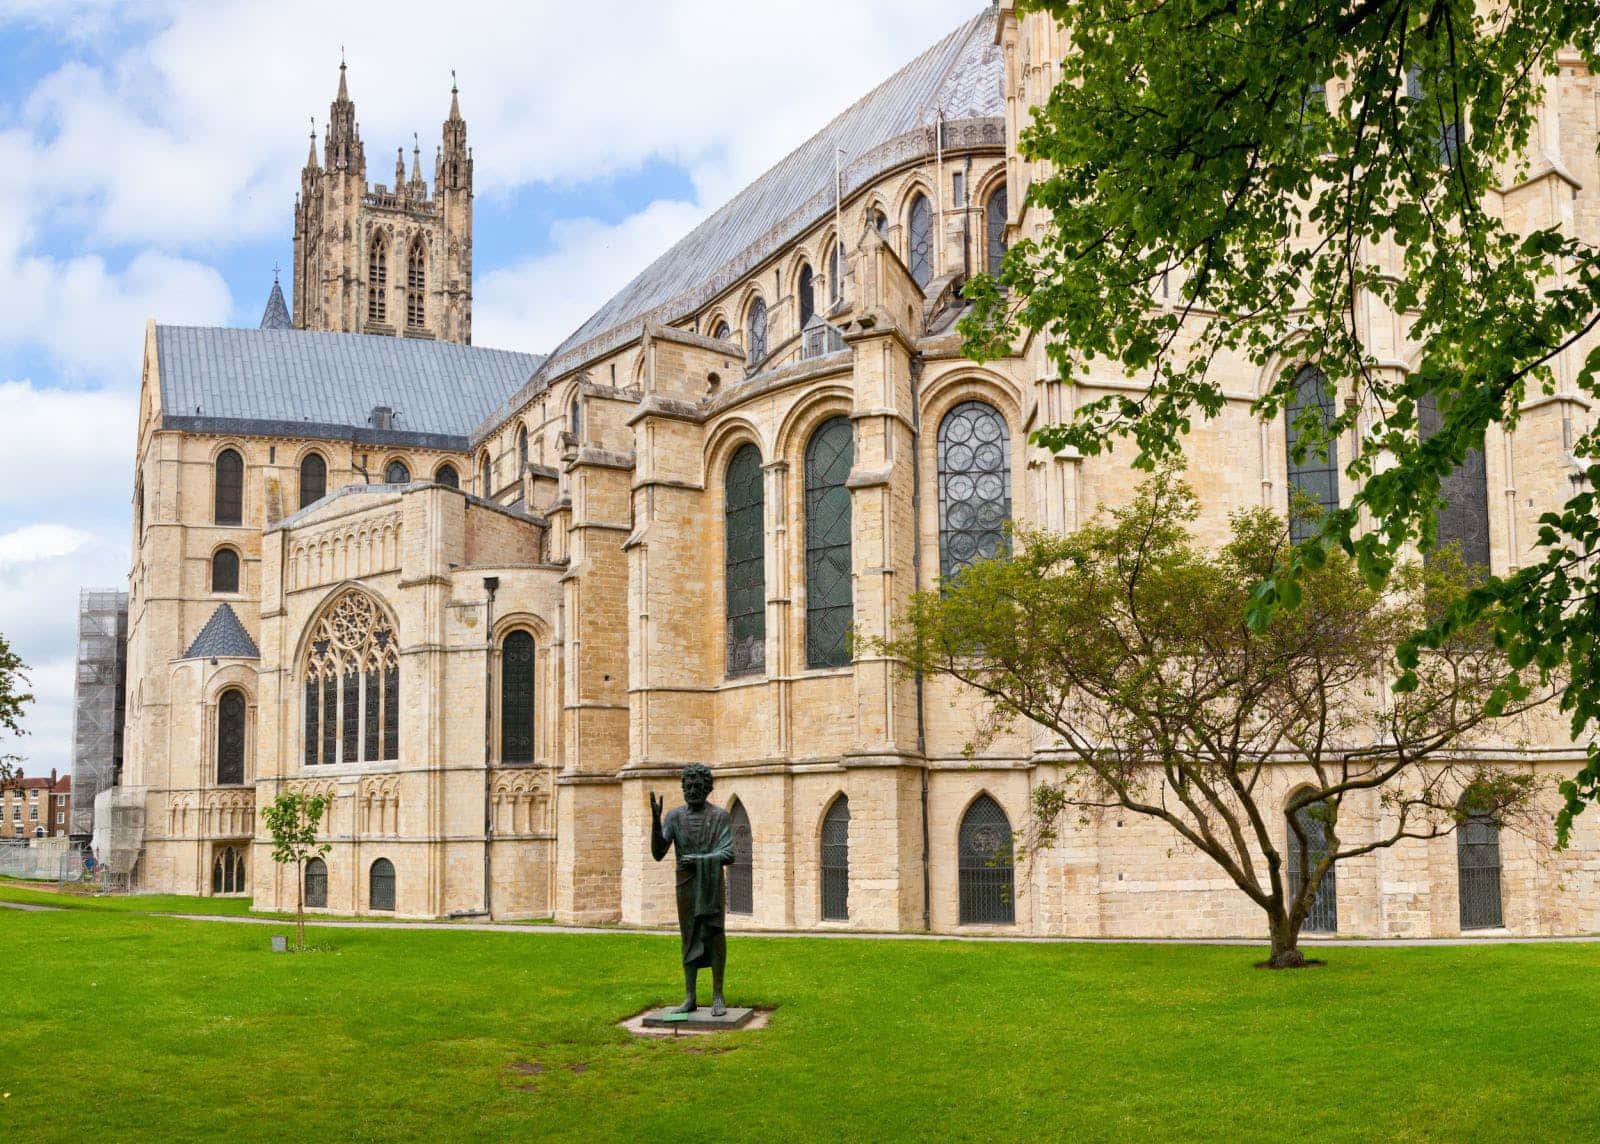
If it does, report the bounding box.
[449,70,461,121]
[260,266,292,330]
[324,55,364,174]
[410,133,424,190]
[306,117,319,169]
[440,72,470,193]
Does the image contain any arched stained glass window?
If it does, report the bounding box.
[304,856,328,908]
[711,319,731,342]
[746,297,768,367]
[938,402,1011,580]
[370,857,395,911]
[725,444,766,676]
[821,796,849,920]
[213,845,246,894]
[1286,365,1340,543]
[384,460,410,485]
[1419,392,1491,568]
[805,417,854,669]
[212,547,240,593]
[728,800,753,915]
[985,186,1008,274]
[299,452,327,509]
[368,233,388,323]
[517,426,529,473]
[798,264,815,329]
[959,795,1014,924]
[215,449,243,525]
[1287,797,1337,933]
[1458,807,1503,930]
[907,192,933,288]
[303,590,400,766]
[406,238,426,328]
[217,689,246,785]
[435,463,459,489]
[501,630,535,764]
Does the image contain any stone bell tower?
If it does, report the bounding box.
[292,62,474,344]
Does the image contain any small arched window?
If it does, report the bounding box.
[1458,806,1503,930]
[805,417,854,669]
[405,238,426,329]
[214,448,243,525]
[1419,392,1490,567]
[368,233,388,324]
[370,857,395,911]
[384,460,410,485]
[828,241,844,305]
[299,452,327,509]
[304,856,328,908]
[711,319,731,342]
[569,394,583,438]
[958,795,1014,924]
[517,426,529,473]
[728,799,753,915]
[798,263,815,328]
[725,443,766,676]
[434,463,459,489]
[213,845,246,894]
[821,796,850,920]
[907,192,933,288]
[135,476,144,533]
[1287,796,1337,933]
[938,402,1012,580]
[746,297,768,367]
[1286,365,1340,542]
[479,453,492,496]
[985,185,1008,274]
[500,630,536,765]
[216,688,246,785]
[871,209,888,237]
[211,547,240,593]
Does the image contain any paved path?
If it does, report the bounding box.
[0,899,63,911]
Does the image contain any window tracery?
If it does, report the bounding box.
[406,238,425,328]
[907,192,933,287]
[368,234,388,324]
[302,591,399,767]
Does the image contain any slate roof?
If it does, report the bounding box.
[260,279,292,330]
[182,603,261,660]
[512,7,1003,402]
[155,326,545,449]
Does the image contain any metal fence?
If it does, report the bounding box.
[0,839,88,883]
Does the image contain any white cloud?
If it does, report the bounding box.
[0,523,92,569]
[0,381,138,513]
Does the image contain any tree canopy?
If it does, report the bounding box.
[963,0,1600,840]
[0,633,32,789]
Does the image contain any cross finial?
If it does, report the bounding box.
[273,260,281,283]
[451,68,458,94]
[413,131,420,154]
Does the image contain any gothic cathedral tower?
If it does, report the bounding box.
[292,63,474,344]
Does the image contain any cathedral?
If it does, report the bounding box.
[113,4,1600,936]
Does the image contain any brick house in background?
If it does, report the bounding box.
[2,770,69,839]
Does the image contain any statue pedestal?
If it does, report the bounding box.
[640,1006,756,1031]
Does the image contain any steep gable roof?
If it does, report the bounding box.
[182,603,261,660]
[260,279,292,330]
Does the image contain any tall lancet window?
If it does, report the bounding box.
[406,238,426,329]
[805,417,854,669]
[907,192,933,288]
[724,443,766,676]
[368,233,388,324]
[985,186,1008,274]
[1285,364,1341,542]
[302,590,400,767]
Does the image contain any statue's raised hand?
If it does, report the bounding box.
[649,791,664,822]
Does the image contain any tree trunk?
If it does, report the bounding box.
[295,858,305,951]
[1268,914,1306,968]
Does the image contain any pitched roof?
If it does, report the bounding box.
[260,278,292,329]
[156,326,544,449]
[183,603,261,660]
[513,8,1003,398]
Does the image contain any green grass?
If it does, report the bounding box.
[3,900,1598,1142]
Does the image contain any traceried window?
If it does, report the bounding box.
[798,263,815,329]
[406,238,426,328]
[302,591,400,767]
[217,689,246,785]
[746,297,768,367]
[958,795,1014,924]
[368,233,388,323]
[805,417,854,669]
[1419,392,1490,568]
[370,857,395,911]
[985,186,1008,275]
[384,460,410,485]
[299,452,327,509]
[435,463,459,489]
[213,845,246,894]
[212,547,240,593]
[214,448,243,525]
[1287,796,1337,933]
[1286,365,1340,543]
[938,402,1012,580]
[821,795,849,920]
[727,799,753,915]
[1458,806,1503,930]
[304,857,328,908]
[724,443,766,676]
[500,630,536,765]
[907,192,933,288]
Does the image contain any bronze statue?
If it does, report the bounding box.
[649,763,734,1016]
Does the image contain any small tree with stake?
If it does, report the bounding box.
[261,791,331,951]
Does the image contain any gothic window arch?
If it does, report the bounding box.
[479,452,492,496]
[384,459,410,485]
[304,856,328,908]
[569,394,583,438]
[728,799,753,915]
[1458,804,1503,930]
[517,425,529,474]
[798,263,815,328]
[870,208,888,237]
[500,629,536,765]
[938,401,1012,579]
[213,845,246,894]
[302,590,400,767]
[370,857,395,911]
[958,795,1015,924]
[368,232,388,324]
[985,185,1008,274]
[434,463,459,489]
[746,296,768,367]
[1287,794,1337,933]
[828,240,844,306]
[214,448,243,525]
[216,688,247,786]
[299,452,327,509]
[821,795,850,920]
[711,318,731,342]
[405,237,426,329]
[1286,364,1340,542]
[211,547,240,593]
[805,417,854,669]
[1419,392,1490,567]
[906,191,933,288]
[724,443,766,676]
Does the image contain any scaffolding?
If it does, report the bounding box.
[70,589,127,838]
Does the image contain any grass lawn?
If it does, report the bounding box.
[3,892,1597,1142]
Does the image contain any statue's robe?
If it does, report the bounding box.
[652,803,734,968]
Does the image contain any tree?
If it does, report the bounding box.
[962,2,1600,840]
[0,634,33,790]
[261,791,332,950]
[882,473,1554,966]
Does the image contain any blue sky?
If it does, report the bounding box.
[0,0,983,779]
